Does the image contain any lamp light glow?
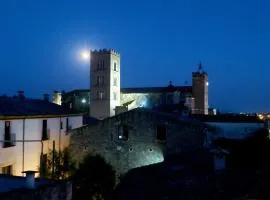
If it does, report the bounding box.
[81,98,87,104]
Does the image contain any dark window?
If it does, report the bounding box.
[156,124,167,141]
[60,121,63,130]
[97,91,104,100]
[118,125,129,141]
[4,121,11,147]
[66,118,71,133]
[114,62,117,71]
[42,120,49,140]
[97,76,104,85]
[2,165,12,175]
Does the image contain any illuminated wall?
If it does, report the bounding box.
[52,92,62,105]
[0,115,83,176]
[90,49,121,119]
[120,93,159,109]
[70,108,209,177]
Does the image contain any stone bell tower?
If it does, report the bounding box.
[192,63,208,115]
[90,49,121,119]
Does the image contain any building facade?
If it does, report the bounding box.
[53,49,209,118]
[0,97,83,176]
[70,108,214,176]
[90,49,121,119]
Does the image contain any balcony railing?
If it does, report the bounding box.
[3,133,16,148]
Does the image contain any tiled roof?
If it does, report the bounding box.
[120,86,192,94]
[63,85,192,95]
[0,97,72,116]
[191,114,263,123]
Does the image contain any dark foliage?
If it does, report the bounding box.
[40,148,76,180]
[214,128,270,198]
[72,154,115,200]
[214,128,270,169]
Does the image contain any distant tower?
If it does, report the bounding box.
[52,91,62,105]
[192,62,208,115]
[90,49,121,119]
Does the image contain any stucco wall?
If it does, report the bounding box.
[0,115,83,176]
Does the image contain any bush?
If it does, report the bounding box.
[73,154,116,200]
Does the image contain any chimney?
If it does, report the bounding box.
[44,93,49,102]
[18,90,25,99]
[22,171,37,189]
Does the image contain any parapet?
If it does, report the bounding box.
[192,71,208,77]
[90,48,120,56]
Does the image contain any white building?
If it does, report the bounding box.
[0,96,83,176]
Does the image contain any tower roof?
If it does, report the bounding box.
[90,48,120,56]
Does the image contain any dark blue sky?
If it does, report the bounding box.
[0,0,269,113]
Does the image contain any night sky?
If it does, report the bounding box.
[0,0,269,113]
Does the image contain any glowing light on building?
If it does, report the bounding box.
[140,99,147,107]
[257,114,264,120]
[81,98,87,104]
[206,81,209,86]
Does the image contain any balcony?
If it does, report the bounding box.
[42,129,50,141]
[3,133,16,148]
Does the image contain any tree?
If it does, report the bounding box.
[40,147,76,180]
[72,154,116,200]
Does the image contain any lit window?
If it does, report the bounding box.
[118,125,129,141]
[156,124,166,141]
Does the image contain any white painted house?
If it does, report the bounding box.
[0,96,83,176]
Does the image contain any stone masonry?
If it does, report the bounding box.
[70,108,214,177]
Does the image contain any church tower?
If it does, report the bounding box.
[90,49,121,119]
[192,63,208,115]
